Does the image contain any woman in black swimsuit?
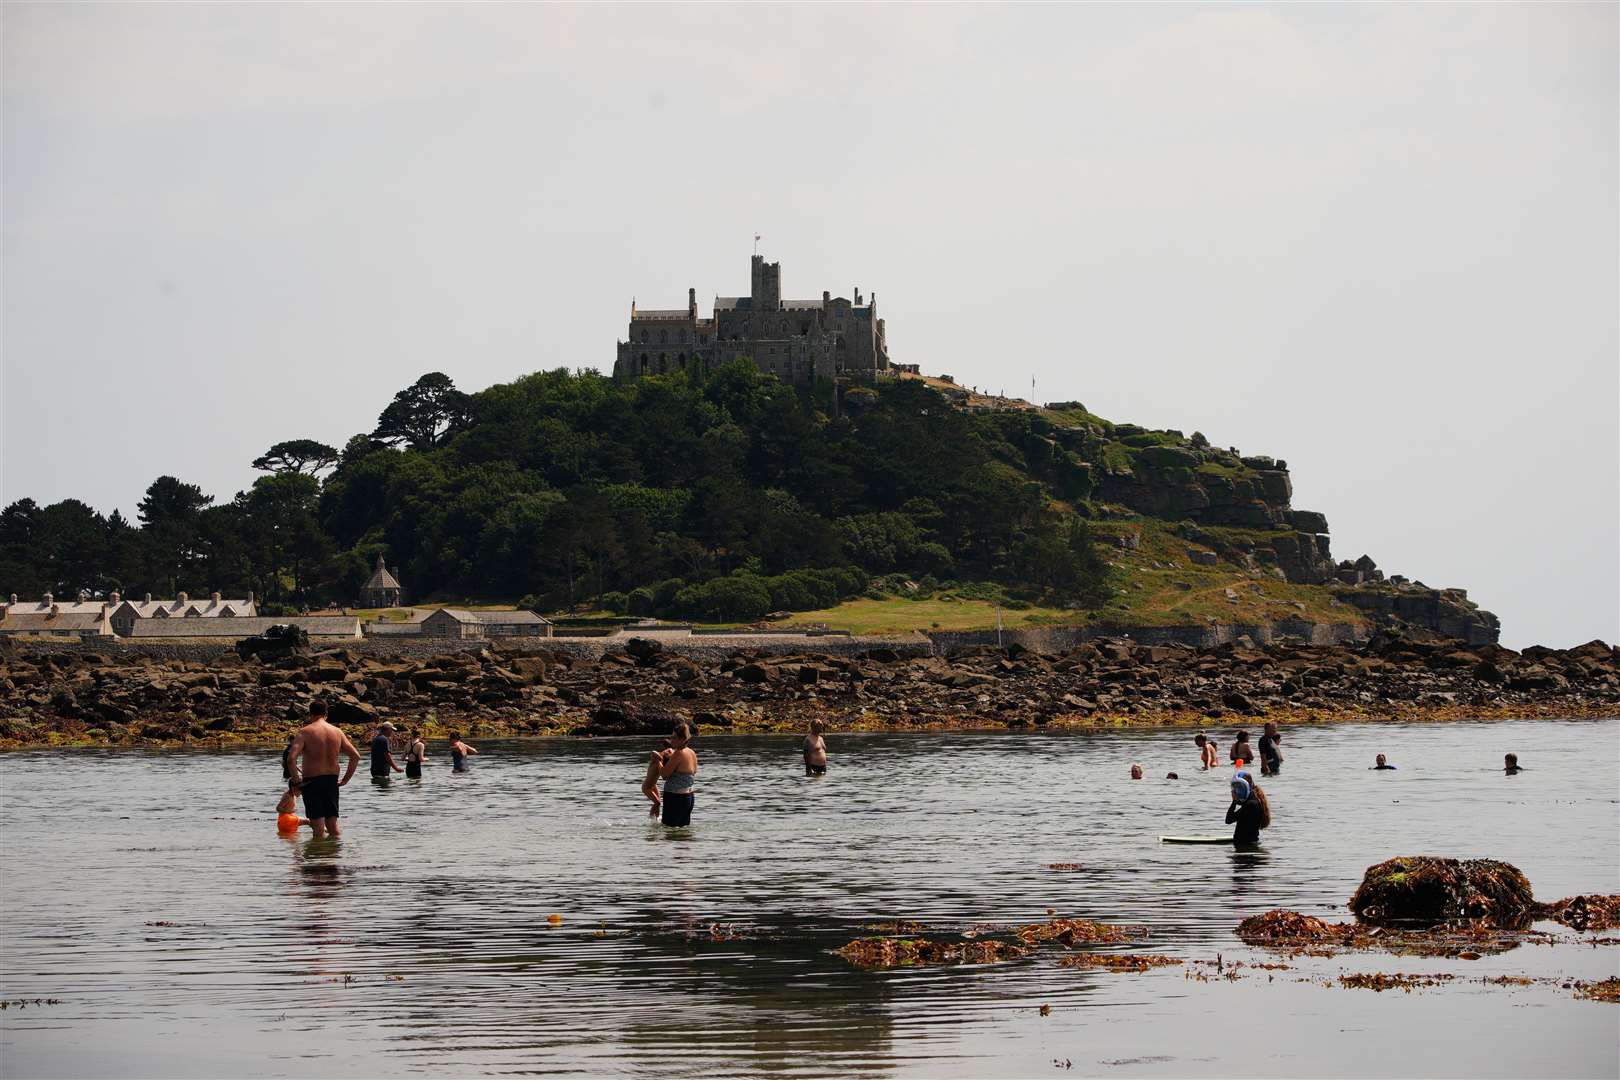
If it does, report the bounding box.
[405,730,425,779]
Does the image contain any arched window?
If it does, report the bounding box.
[640,330,649,344]
[659,329,668,344]
[639,353,649,373]
[677,353,687,369]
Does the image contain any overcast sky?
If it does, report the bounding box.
[4,3,1615,648]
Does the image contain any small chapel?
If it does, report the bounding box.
[359,553,404,608]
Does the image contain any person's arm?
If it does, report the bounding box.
[464,743,479,756]
[287,732,306,787]
[387,750,402,773]
[1225,803,1240,824]
[339,736,361,785]
[659,752,679,778]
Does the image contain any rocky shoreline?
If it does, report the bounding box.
[0,631,1614,751]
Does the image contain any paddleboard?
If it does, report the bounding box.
[1159,835,1234,845]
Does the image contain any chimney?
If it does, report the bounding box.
[688,287,697,319]
[79,589,91,603]
[144,593,152,604]
[211,591,221,607]
[109,590,121,605]
[7,593,16,607]
[823,290,830,306]
[176,591,189,606]
[247,590,255,606]
[42,592,53,608]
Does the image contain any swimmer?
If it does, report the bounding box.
[643,739,672,818]
[1166,772,1179,780]
[1129,762,1144,780]
[404,729,426,779]
[1194,733,1218,770]
[449,734,479,772]
[1503,753,1522,775]
[803,719,829,776]
[1225,771,1271,846]
[285,700,361,839]
[370,721,403,783]
[276,785,310,835]
[1259,721,1282,776]
[1230,730,1255,766]
[659,723,698,827]
[1371,753,1396,770]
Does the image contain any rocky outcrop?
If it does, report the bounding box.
[1349,857,1536,927]
[1336,582,1501,645]
[0,631,1613,748]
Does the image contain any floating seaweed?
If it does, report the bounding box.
[1573,977,1620,1003]
[1046,863,1085,872]
[1058,953,1182,972]
[1013,916,1144,947]
[1338,972,1456,992]
[1235,908,1549,957]
[834,936,1031,968]
[1534,894,1620,932]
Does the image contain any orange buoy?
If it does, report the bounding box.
[277,813,301,834]
[547,914,563,925]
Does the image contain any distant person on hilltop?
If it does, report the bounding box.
[803,719,829,776]
[1371,754,1396,771]
[1259,722,1283,776]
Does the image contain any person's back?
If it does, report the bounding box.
[1259,723,1282,776]
[1230,733,1253,766]
[406,735,425,779]
[298,719,345,777]
[287,703,360,838]
[660,724,698,826]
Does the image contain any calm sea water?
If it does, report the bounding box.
[2,718,1617,1079]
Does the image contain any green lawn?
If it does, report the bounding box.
[777,597,1070,635]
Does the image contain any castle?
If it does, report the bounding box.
[614,253,890,387]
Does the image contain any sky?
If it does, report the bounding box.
[3,3,1615,649]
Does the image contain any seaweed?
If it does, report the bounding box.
[1057,953,1182,972]
[1533,894,1620,932]
[834,936,1031,968]
[1013,916,1144,947]
[1573,977,1620,1003]
[1348,857,1534,927]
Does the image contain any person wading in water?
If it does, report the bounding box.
[659,723,698,827]
[286,701,361,839]
[370,722,403,784]
[1225,771,1271,847]
[405,729,426,779]
[1259,722,1283,776]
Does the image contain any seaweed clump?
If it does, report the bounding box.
[1058,953,1181,972]
[834,937,1030,968]
[1236,909,1354,946]
[1349,857,1534,927]
[1534,894,1620,932]
[1013,917,1143,947]
[1574,978,1620,1003]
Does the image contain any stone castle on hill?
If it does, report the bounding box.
[614,253,890,387]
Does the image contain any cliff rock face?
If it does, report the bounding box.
[1043,410,1499,643]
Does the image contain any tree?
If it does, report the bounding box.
[136,476,213,595]
[371,372,471,451]
[252,439,339,476]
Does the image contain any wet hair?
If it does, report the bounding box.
[810,719,825,734]
[1376,753,1387,765]
[450,733,462,742]
[671,722,692,741]
[309,700,327,718]
[1166,772,1179,780]
[1250,783,1272,828]
[1129,762,1143,778]
[1504,753,1518,766]
[1234,730,1250,742]
[1194,733,1207,745]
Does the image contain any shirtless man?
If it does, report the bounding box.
[803,719,829,776]
[286,700,361,838]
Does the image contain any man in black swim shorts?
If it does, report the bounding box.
[286,700,361,838]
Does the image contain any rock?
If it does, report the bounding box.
[325,697,378,727]
[1187,549,1218,567]
[624,637,664,661]
[507,656,549,685]
[1348,857,1535,927]
[736,663,778,684]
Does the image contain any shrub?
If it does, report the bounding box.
[600,591,628,615]
[626,587,655,616]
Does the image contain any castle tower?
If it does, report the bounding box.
[750,254,781,309]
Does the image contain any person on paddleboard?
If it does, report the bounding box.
[1225,771,1270,847]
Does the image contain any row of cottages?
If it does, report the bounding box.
[421,608,552,639]
[108,591,257,634]
[0,593,114,638]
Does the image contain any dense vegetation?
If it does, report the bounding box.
[1,364,1111,619]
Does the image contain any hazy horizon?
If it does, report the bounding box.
[4,3,1616,648]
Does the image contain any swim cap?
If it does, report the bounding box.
[1231,776,1252,801]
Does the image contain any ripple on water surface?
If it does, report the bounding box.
[2,718,1618,1078]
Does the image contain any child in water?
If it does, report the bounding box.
[643,739,672,818]
[1194,733,1218,770]
[276,786,310,835]
[803,720,829,776]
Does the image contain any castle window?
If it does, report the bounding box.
[640,330,649,343]
[659,330,668,344]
